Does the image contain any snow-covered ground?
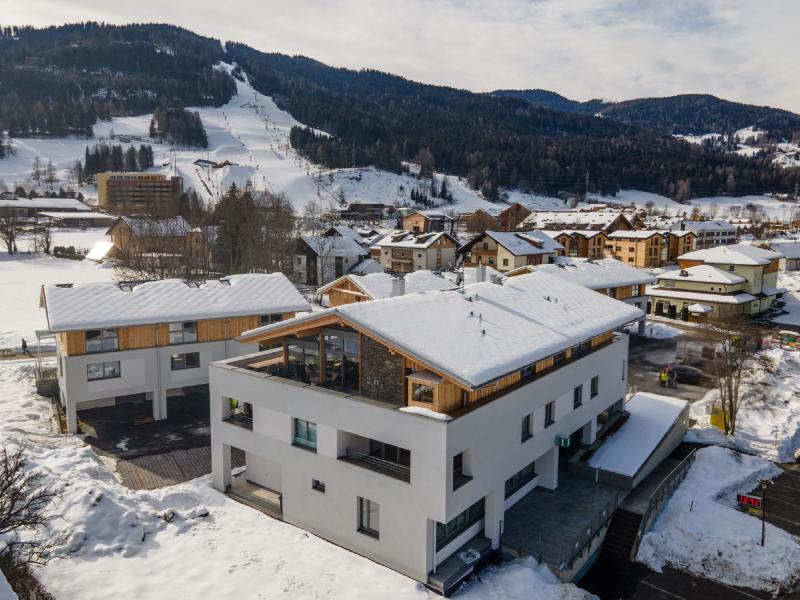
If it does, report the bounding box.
[637,446,800,593]
[773,270,800,327]
[0,251,114,351]
[624,321,682,339]
[686,347,800,462]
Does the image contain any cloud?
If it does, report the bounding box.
[4,0,800,113]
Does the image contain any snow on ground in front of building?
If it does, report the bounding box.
[772,271,800,327]
[14,228,110,253]
[624,322,682,339]
[637,446,800,593]
[686,347,800,462]
[0,250,115,351]
[0,358,593,600]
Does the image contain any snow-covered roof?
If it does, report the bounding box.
[42,273,311,332]
[482,231,563,256]
[0,196,91,211]
[85,241,116,261]
[534,258,656,289]
[349,258,384,275]
[688,303,713,314]
[522,210,630,229]
[539,229,606,239]
[770,242,800,259]
[321,270,455,300]
[327,225,366,243]
[658,265,746,285]
[668,230,695,238]
[245,271,642,389]
[607,230,664,240]
[646,287,757,304]
[679,243,783,266]
[38,211,114,219]
[114,216,192,237]
[456,265,505,286]
[301,235,367,257]
[374,231,456,249]
[677,219,737,232]
[587,392,688,477]
[412,210,454,220]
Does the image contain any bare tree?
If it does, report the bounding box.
[0,212,20,254]
[44,160,57,190]
[33,223,52,255]
[303,199,323,234]
[0,445,63,568]
[702,313,771,435]
[30,157,42,188]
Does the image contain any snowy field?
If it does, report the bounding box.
[637,446,800,593]
[773,270,800,328]
[686,347,800,462]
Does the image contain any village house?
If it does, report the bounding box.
[374,231,459,273]
[294,236,370,286]
[39,274,310,434]
[647,243,785,320]
[541,230,608,259]
[604,230,667,268]
[521,210,637,233]
[663,230,697,263]
[460,231,563,272]
[402,210,457,236]
[670,219,738,249]
[0,195,92,219]
[106,215,193,256]
[318,270,456,307]
[768,240,800,271]
[209,271,665,593]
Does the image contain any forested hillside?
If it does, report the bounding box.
[492,90,800,141]
[226,43,798,200]
[0,23,235,137]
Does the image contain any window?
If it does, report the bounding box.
[606,288,616,298]
[502,258,509,266]
[411,381,434,403]
[505,461,537,499]
[436,498,484,551]
[520,364,534,378]
[259,314,282,326]
[521,414,532,442]
[87,361,121,381]
[171,352,200,370]
[169,321,197,344]
[85,329,118,353]
[591,376,599,397]
[545,401,555,428]
[573,385,583,409]
[554,350,567,366]
[453,452,472,490]
[323,330,360,392]
[631,285,640,297]
[628,257,634,263]
[728,265,735,272]
[312,479,326,493]
[622,360,626,381]
[358,497,380,538]
[293,418,317,451]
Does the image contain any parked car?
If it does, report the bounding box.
[673,364,712,386]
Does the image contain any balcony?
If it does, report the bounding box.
[224,403,253,430]
[339,447,411,483]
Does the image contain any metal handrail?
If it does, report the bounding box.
[225,407,253,428]
[342,448,411,480]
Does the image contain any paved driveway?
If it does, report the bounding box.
[627,334,712,402]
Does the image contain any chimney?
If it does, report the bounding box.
[476,263,487,283]
[391,277,406,297]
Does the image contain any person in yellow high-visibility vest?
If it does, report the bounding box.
[659,369,668,387]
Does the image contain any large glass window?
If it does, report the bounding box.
[169,321,197,344]
[358,497,380,538]
[85,329,118,353]
[293,418,317,451]
[171,352,200,370]
[436,498,485,551]
[505,461,537,499]
[286,339,320,383]
[411,382,434,403]
[545,401,555,428]
[323,330,360,392]
[259,314,282,326]
[87,361,121,381]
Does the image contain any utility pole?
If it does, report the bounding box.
[585,170,590,200]
[759,479,772,547]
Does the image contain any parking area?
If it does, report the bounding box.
[627,330,713,402]
[116,446,245,490]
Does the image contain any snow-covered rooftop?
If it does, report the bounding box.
[588,392,688,477]
[483,231,563,256]
[374,231,456,249]
[38,211,115,219]
[0,196,91,211]
[646,287,757,304]
[539,229,606,239]
[326,225,367,244]
[42,273,311,332]
[688,303,713,314]
[534,258,656,289]
[321,270,455,300]
[679,243,783,266]
[770,241,800,259]
[522,210,630,229]
[301,235,367,257]
[677,219,737,232]
[85,240,116,261]
[658,264,746,285]
[115,216,192,237]
[246,271,642,388]
[607,230,664,239]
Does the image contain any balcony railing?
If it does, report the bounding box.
[225,406,253,430]
[339,448,411,483]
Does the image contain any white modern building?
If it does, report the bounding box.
[40,274,310,433]
[671,219,738,249]
[209,272,642,593]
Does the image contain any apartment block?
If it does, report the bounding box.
[605,230,667,268]
[96,172,183,216]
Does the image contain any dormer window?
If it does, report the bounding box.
[407,371,442,405]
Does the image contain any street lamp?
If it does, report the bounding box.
[759,479,773,547]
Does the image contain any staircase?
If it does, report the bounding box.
[603,509,642,560]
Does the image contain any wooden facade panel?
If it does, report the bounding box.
[60,332,85,356]
[228,316,260,337]
[118,325,159,350]
[198,319,227,342]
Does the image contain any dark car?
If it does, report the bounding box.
[673,364,712,386]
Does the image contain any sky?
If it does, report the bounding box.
[6,0,800,113]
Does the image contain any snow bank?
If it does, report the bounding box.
[625,322,681,339]
[399,406,453,422]
[686,347,800,462]
[458,557,596,599]
[637,446,800,592]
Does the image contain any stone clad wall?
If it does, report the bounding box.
[361,336,404,404]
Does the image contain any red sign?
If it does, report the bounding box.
[737,494,763,509]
